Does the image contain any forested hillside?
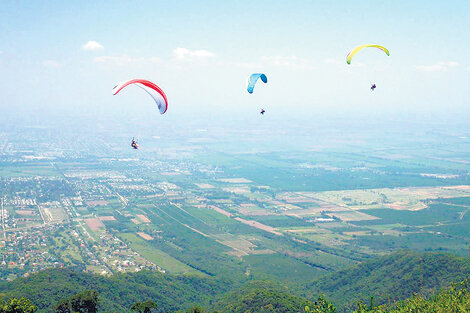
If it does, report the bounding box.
[0,268,232,312]
[307,250,470,309]
[214,281,306,313]
[1,250,469,312]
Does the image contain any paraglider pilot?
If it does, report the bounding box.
[371,83,376,91]
[260,109,265,115]
[131,138,139,149]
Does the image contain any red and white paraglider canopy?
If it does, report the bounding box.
[112,79,168,114]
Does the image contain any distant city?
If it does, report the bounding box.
[2,116,470,283]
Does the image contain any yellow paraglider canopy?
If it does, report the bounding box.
[346,45,390,64]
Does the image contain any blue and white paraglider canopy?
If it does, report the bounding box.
[247,73,268,94]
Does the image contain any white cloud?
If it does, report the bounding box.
[42,60,60,68]
[261,55,314,70]
[416,61,459,72]
[234,62,263,69]
[93,55,160,66]
[262,55,297,66]
[82,41,104,51]
[173,48,215,61]
[445,61,459,67]
[324,58,341,65]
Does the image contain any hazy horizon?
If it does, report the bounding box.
[1,0,470,125]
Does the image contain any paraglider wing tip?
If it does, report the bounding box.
[159,102,168,114]
[377,46,390,56]
[260,74,268,83]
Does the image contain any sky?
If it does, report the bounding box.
[1,0,469,127]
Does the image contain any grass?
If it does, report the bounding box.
[426,222,470,238]
[0,164,59,177]
[439,196,470,206]
[351,232,470,256]
[368,223,407,231]
[52,231,84,263]
[183,206,237,226]
[79,222,100,241]
[118,233,205,276]
[353,203,463,227]
[297,233,348,246]
[243,253,326,283]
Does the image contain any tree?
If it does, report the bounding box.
[1,297,38,313]
[70,290,99,313]
[304,295,337,313]
[130,300,157,313]
[185,306,205,313]
[54,299,71,313]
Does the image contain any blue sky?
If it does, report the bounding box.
[1,0,469,124]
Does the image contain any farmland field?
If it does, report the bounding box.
[3,120,470,282]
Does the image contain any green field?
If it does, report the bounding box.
[118,233,205,276]
[0,164,59,177]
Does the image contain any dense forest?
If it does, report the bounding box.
[1,250,469,312]
[2,279,470,312]
[306,250,470,309]
[0,268,231,312]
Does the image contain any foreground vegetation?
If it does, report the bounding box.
[354,280,470,312]
[0,250,469,312]
[2,279,470,312]
[0,268,231,312]
[307,250,470,309]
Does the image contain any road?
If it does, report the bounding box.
[0,198,5,239]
